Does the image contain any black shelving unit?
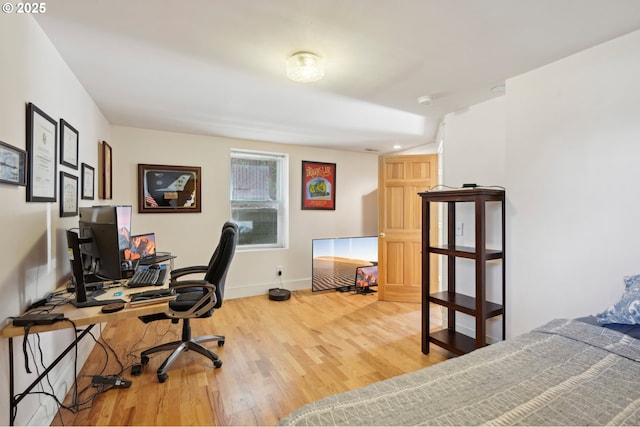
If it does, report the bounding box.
[419,188,505,355]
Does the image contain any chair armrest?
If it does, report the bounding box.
[167,282,216,319]
[170,265,209,281]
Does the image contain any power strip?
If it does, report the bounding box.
[91,375,132,388]
[12,313,64,326]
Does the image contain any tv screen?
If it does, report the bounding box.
[312,236,377,292]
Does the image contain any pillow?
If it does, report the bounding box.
[596,274,640,325]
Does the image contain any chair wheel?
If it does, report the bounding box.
[214,360,223,368]
[158,372,168,383]
[141,356,149,365]
[218,340,225,347]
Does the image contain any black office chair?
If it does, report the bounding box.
[139,221,238,383]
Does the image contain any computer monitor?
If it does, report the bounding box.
[78,205,132,280]
[66,229,89,304]
[66,228,128,308]
[355,265,378,294]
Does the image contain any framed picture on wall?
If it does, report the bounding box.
[59,119,79,169]
[60,171,78,217]
[0,140,26,186]
[301,160,336,210]
[100,141,112,199]
[81,163,94,200]
[137,163,201,213]
[26,102,57,202]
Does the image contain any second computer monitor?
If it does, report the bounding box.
[78,205,132,280]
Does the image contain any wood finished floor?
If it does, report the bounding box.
[51,290,452,426]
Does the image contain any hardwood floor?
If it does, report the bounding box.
[51,290,452,426]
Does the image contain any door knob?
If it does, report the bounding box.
[379,232,385,238]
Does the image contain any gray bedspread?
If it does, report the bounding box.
[278,319,640,426]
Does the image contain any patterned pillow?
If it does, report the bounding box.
[596,274,640,325]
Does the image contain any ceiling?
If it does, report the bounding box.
[34,0,640,154]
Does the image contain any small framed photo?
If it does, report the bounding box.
[60,171,78,217]
[301,160,336,210]
[100,141,112,199]
[0,140,26,186]
[81,163,95,200]
[138,164,201,213]
[60,119,79,169]
[26,102,57,202]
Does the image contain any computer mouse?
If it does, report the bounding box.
[149,264,161,270]
[101,302,125,313]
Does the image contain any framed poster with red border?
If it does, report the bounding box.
[301,160,336,210]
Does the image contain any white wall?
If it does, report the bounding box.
[0,14,111,426]
[441,97,507,340]
[443,29,640,339]
[507,29,640,337]
[110,125,379,298]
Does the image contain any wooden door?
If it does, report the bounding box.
[378,154,438,302]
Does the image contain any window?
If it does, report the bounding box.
[230,149,288,249]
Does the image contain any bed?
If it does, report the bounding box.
[278,317,640,426]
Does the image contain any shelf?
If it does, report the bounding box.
[429,245,503,260]
[429,291,504,318]
[429,329,478,355]
[420,188,506,356]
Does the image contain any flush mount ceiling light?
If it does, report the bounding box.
[286,51,324,83]
[417,95,433,105]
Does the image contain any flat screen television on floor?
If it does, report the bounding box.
[312,236,377,292]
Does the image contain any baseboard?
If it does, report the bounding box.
[225,278,310,300]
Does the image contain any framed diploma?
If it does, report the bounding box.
[60,171,78,217]
[81,163,95,200]
[60,119,79,169]
[26,103,58,202]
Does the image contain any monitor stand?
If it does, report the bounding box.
[66,230,126,308]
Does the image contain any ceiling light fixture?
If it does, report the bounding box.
[286,51,324,83]
[417,95,433,105]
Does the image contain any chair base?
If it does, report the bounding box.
[141,334,225,383]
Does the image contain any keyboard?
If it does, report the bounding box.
[130,288,176,301]
[129,288,176,307]
[71,298,126,308]
[128,268,167,287]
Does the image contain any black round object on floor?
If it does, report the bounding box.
[268,288,291,301]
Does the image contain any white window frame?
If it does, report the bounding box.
[230,149,288,250]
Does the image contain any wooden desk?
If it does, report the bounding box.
[1,285,171,425]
